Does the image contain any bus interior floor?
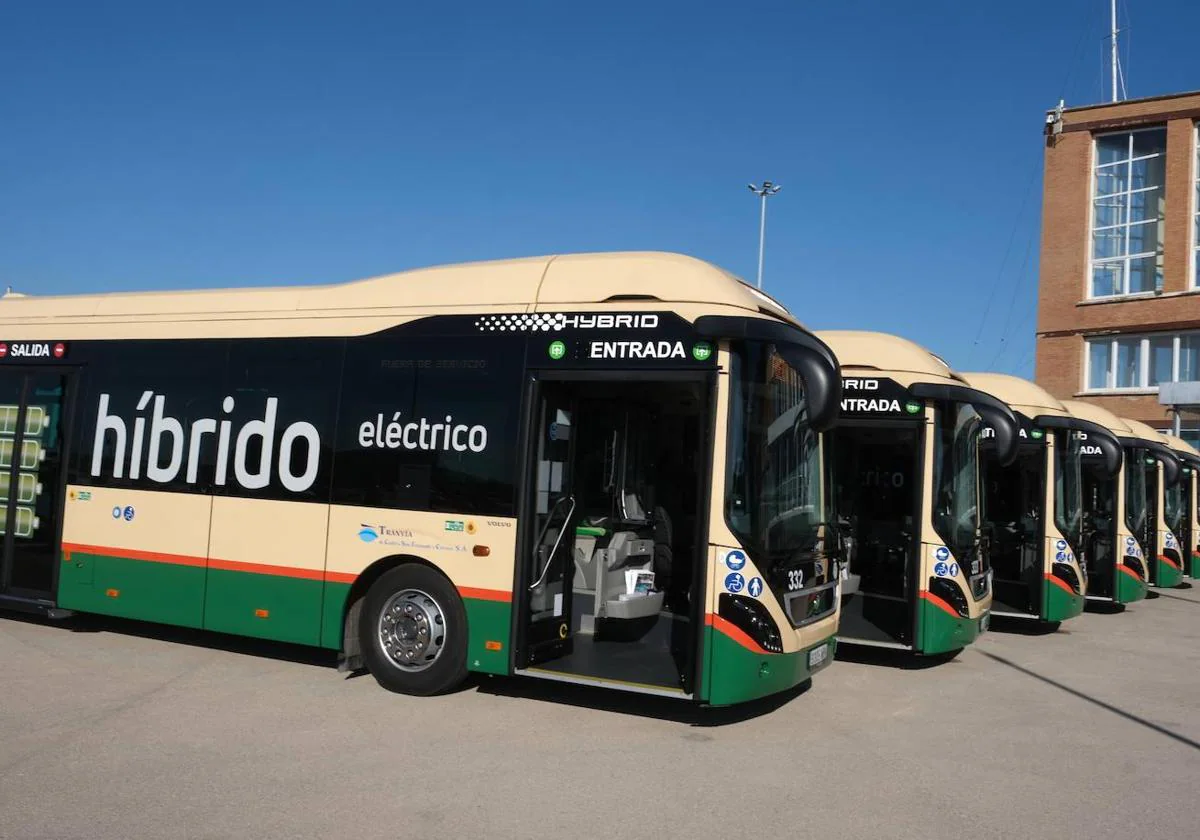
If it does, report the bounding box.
[534,608,690,691]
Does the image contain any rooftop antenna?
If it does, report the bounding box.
[1110,0,1121,102]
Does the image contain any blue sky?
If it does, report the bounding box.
[3,0,1198,375]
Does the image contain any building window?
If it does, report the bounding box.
[1085,331,1200,391]
[1194,123,1199,287]
[1091,128,1167,298]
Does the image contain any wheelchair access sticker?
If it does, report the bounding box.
[724,572,746,593]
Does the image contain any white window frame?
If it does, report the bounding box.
[1193,122,1199,289]
[1088,126,1168,300]
[1083,331,1200,393]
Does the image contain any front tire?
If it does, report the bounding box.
[359,564,468,696]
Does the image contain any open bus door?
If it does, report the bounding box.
[0,358,76,614]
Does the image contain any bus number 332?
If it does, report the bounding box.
[787,568,805,591]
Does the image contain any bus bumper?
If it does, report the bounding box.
[1043,575,1085,623]
[917,592,982,655]
[701,621,836,706]
[1115,564,1148,603]
[1153,556,1184,589]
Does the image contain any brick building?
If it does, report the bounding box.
[1035,90,1200,445]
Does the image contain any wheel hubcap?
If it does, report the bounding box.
[377,589,446,672]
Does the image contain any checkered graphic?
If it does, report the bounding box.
[474,313,565,332]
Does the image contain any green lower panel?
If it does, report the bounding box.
[462,597,511,676]
[1188,553,1200,580]
[1154,557,1184,589]
[57,550,206,628]
[1043,579,1084,623]
[917,598,979,654]
[204,568,323,646]
[702,627,835,707]
[1114,567,1148,603]
[320,581,353,649]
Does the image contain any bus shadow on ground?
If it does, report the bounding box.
[978,649,1200,752]
[985,616,1062,636]
[6,610,340,670]
[832,644,960,670]
[1085,601,1127,615]
[471,674,810,726]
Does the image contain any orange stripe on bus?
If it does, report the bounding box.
[324,571,358,585]
[61,543,207,568]
[1158,554,1181,571]
[1117,564,1143,581]
[1044,573,1077,595]
[919,590,961,618]
[207,557,324,581]
[457,586,512,603]
[704,613,765,653]
[65,542,345,583]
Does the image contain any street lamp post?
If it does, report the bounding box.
[747,181,781,290]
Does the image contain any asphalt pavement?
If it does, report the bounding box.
[3,586,1199,840]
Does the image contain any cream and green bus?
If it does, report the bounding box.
[817,331,1018,654]
[958,374,1121,624]
[1060,401,1149,605]
[1160,434,1200,579]
[0,251,846,705]
[1121,417,1184,589]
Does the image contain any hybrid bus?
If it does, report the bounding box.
[0,251,846,705]
[817,331,1018,654]
[1060,401,1149,605]
[959,374,1121,624]
[1159,434,1200,579]
[1121,417,1184,589]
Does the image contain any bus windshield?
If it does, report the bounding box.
[1124,449,1148,538]
[1054,429,1084,550]
[726,341,825,565]
[932,401,982,567]
[1165,477,1183,532]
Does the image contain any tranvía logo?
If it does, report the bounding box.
[357,523,414,545]
[691,342,712,361]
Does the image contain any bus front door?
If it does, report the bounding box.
[516,383,580,668]
[834,423,922,647]
[0,369,73,609]
[985,448,1044,617]
[1080,467,1117,599]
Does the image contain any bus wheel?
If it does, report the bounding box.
[359,564,468,696]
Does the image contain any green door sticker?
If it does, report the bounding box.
[691,342,713,362]
[548,341,566,360]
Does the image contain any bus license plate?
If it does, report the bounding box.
[808,643,828,669]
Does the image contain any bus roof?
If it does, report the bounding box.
[1122,416,1169,444]
[958,372,1068,419]
[1060,399,1135,437]
[815,330,961,381]
[0,251,796,336]
[1161,433,1200,459]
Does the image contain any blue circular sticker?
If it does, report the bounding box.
[1055,551,1067,562]
[934,561,949,577]
[724,572,745,593]
[747,577,764,598]
[123,505,135,522]
[724,550,747,571]
[935,546,950,562]
[1055,539,1067,552]
[112,506,122,519]
[1126,536,1136,547]
[949,563,959,577]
